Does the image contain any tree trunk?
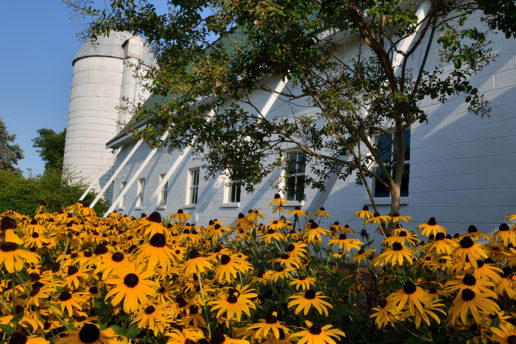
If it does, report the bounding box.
[390,182,401,216]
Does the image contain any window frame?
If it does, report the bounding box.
[223,179,241,207]
[118,181,127,210]
[282,149,306,204]
[135,178,145,209]
[157,173,168,208]
[185,167,200,207]
[371,129,411,202]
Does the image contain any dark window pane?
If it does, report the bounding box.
[295,175,305,202]
[286,176,296,201]
[404,130,411,161]
[401,163,409,197]
[296,152,306,173]
[377,134,392,163]
[374,166,391,198]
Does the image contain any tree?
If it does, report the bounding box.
[0,117,23,171]
[32,128,66,172]
[68,0,516,215]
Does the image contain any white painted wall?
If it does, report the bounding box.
[109,15,516,239]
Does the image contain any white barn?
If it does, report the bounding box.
[63,11,516,238]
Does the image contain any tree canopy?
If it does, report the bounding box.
[0,117,23,171]
[68,0,516,214]
[32,128,66,172]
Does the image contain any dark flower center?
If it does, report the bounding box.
[30,282,43,297]
[339,234,347,240]
[9,333,27,344]
[507,336,516,344]
[476,260,484,268]
[468,225,478,233]
[112,252,124,262]
[403,282,417,294]
[274,265,284,272]
[226,293,238,304]
[1,217,17,230]
[378,299,387,308]
[189,249,200,259]
[94,244,108,255]
[148,212,161,223]
[158,287,165,293]
[79,323,101,343]
[429,287,437,294]
[268,229,275,234]
[358,248,365,255]
[309,325,322,335]
[220,255,231,265]
[89,286,99,294]
[84,250,92,257]
[281,253,290,260]
[31,232,39,238]
[435,232,445,240]
[304,289,316,299]
[427,217,437,226]
[123,273,139,288]
[462,274,476,286]
[310,222,319,229]
[274,194,280,199]
[145,305,156,314]
[461,288,476,301]
[459,236,474,248]
[59,291,72,301]
[150,233,166,248]
[1,242,18,252]
[210,332,226,344]
[67,266,78,276]
[176,296,188,308]
[392,243,403,251]
[265,314,277,324]
[398,230,407,237]
[499,223,510,231]
[287,244,295,252]
[190,305,199,315]
[362,205,369,211]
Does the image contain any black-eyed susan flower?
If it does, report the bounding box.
[207,332,250,344]
[400,298,446,329]
[179,304,206,328]
[387,282,431,316]
[287,289,332,316]
[426,232,458,255]
[369,299,399,328]
[266,219,287,231]
[314,207,329,218]
[454,236,488,268]
[183,249,213,276]
[495,268,516,299]
[385,227,419,246]
[137,233,177,271]
[209,285,257,322]
[290,321,345,344]
[445,274,497,298]
[261,229,286,244]
[105,264,156,313]
[365,213,389,226]
[305,222,329,243]
[288,206,308,219]
[350,247,376,264]
[57,323,120,344]
[0,241,40,273]
[417,217,446,237]
[374,243,416,267]
[328,234,362,252]
[269,252,302,269]
[289,276,316,291]
[245,312,290,341]
[132,303,173,335]
[473,259,502,283]
[169,209,192,224]
[269,194,288,208]
[388,213,412,224]
[492,223,516,246]
[267,265,295,283]
[54,290,85,317]
[353,206,373,221]
[490,323,516,344]
[214,253,252,284]
[448,288,500,325]
[96,251,128,279]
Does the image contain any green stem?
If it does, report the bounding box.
[197,276,212,338]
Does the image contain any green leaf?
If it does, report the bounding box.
[125,327,141,338]
[0,324,15,336]
[110,325,123,335]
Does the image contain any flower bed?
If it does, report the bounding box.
[0,197,515,343]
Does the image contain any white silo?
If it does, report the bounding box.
[63,32,153,193]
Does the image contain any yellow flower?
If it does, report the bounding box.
[448,288,500,325]
[374,243,416,267]
[454,236,488,268]
[291,321,345,344]
[169,209,192,224]
[492,223,516,246]
[328,234,362,252]
[57,323,121,344]
[8,333,49,344]
[136,233,178,271]
[289,276,316,291]
[183,249,213,276]
[209,285,258,322]
[288,206,308,219]
[314,207,329,218]
[132,303,173,336]
[304,222,329,243]
[353,206,373,221]
[417,217,446,237]
[105,264,156,313]
[0,241,40,273]
[370,299,399,328]
[387,282,431,317]
[245,312,291,340]
[214,253,252,284]
[287,289,332,316]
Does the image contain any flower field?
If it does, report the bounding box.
[0,196,515,344]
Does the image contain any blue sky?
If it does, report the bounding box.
[0,1,84,175]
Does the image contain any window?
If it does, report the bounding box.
[373,130,410,198]
[136,178,145,208]
[224,180,241,204]
[118,181,127,209]
[187,168,200,205]
[285,151,306,202]
[158,174,168,207]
